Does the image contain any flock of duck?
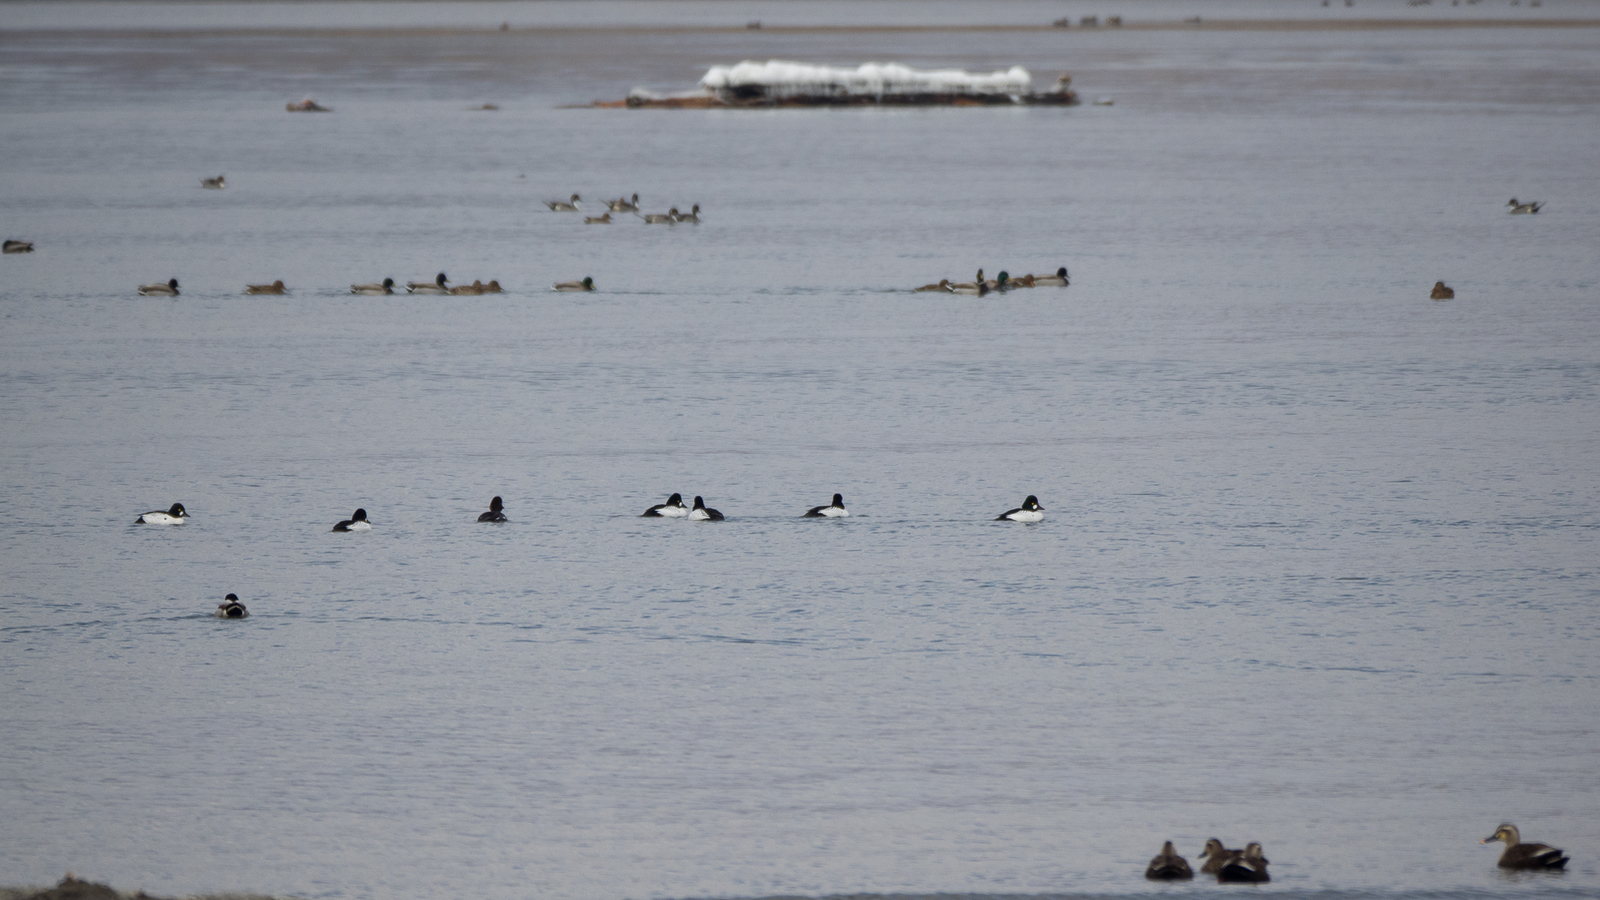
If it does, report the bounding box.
[1143,825,1569,883]
[544,192,704,225]
[915,267,1070,295]
[135,491,1046,618]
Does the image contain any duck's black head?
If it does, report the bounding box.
[833,493,844,505]
[692,496,706,509]
[1057,267,1068,278]
[226,593,239,602]
[436,273,448,286]
[169,503,188,516]
[382,277,395,288]
[667,493,682,504]
[353,508,368,521]
[168,278,180,289]
[1024,495,1041,510]
[489,496,503,511]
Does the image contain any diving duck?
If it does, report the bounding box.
[996,495,1044,522]
[1145,841,1194,880]
[1483,823,1568,869]
[136,502,189,525]
[803,493,849,518]
[478,496,508,523]
[214,593,248,618]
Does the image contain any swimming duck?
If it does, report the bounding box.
[803,493,849,517]
[215,593,248,618]
[688,495,724,521]
[138,278,180,296]
[408,273,450,294]
[351,277,395,295]
[1483,823,1568,869]
[1507,198,1543,214]
[1008,274,1036,288]
[200,175,225,190]
[1032,267,1070,286]
[136,502,189,525]
[675,204,701,224]
[585,213,613,224]
[1145,841,1194,880]
[286,98,331,112]
[244,280,286,294]
[449,280,486,295]
[332,508,371,532]
[642,208,678,224]
[478,496,508,522]
[546,193,581,212]
[914,279,954,292]
[480,280,503,293]
[553,276,594,292]
[3,240,34,253]
[607,193,640,212]
[996,495,1044,522]
[1431,281,1455,300]
[950,269,988,295]
[1198,839,1241,875]
[984,271,1012,290]
[641,493,689,517]
[1218,843,1269,883]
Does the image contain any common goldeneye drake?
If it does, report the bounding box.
[803,493,849,517]
[136,502,189,525]
[641,493,689,517]
[215,593,248,618]
[478,496,507,522]
[688,496,724,521]
[996,495,1044,522]
[333,508,371,531]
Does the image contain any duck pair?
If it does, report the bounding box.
[1144,839,1269,882]
[641,204,700,224]
[640,493,724,520]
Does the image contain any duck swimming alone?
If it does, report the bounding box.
[2,240,34,253]
[478,496,507,522]
[553,276,594,292]
[215,593,248,618]
[546,193,581,211]
[1483,823,1568,869]
[408,273,450,294]
[138,278,180,296]
[1431,281,1455,300]
[1145,841,1194,880]
[332,508,371,532]
[1507,198,1543,214]
[688,495,724,521]
[804,493,849,517]
[641,493,689,517]
[136,502,189,525]
[351,277,395,295]
[244,280,286,294]
[996,495,1044,522]
[200,175,225,190]
[1218,843,1269,883]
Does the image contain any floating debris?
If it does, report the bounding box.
[595,60,1077,108]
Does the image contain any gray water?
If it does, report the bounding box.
[2,3,1598,899]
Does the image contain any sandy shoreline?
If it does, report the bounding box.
[3,18,1598,38]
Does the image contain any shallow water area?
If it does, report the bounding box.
[1,3,1599,900]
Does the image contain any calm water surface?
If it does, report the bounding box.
[1,3,1598,899]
